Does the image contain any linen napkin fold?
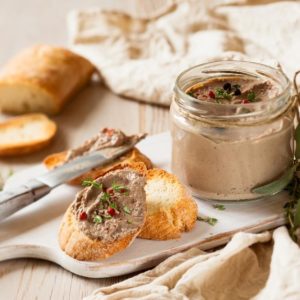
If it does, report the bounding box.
[67,0,300,106]
[85,227,300,300]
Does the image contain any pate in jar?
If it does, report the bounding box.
[171,61,295,201]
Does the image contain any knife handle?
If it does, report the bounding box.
[0,179,51,221]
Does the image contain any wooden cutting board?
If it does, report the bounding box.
[0,132,288,278]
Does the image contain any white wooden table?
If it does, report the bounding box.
[0,1,169,299]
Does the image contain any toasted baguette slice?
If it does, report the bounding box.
[59,169,146,260]
[0,113,57,156]
[59,206,141,261]
[44,148,152,185]
[138,168,198,240]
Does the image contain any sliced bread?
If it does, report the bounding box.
[59,168,147,260]
[0,45,95,115]
[44,148,152,185]
[0,113,57,156]
[138,168,198,240]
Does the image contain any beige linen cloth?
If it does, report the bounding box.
[68,0,300,105]
[85,227,300,300]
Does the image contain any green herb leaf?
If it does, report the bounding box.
[247,91,256,102]
[111,182,129,193]
[123,205,131,214]
[252,163,298,196]
[233,84,241,89]
[295,123,300,159]
[215,88,232,100]
[82,179,102,189]
[109,202,118,209]
[213,204,225,211]
[100,192,110,203]
[93,215,103,224]
[103,215,112,219]
[294,199,300,227]
[197,215,218,226]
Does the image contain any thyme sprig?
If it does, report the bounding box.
[82,178,102,189]
[252,156,300,242]
[251,72,300,241]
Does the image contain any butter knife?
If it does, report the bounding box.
[0,135,145,221]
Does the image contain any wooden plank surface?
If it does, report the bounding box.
[0,0,169,299]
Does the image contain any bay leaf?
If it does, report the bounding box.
[252,164,298,196]
[295,123,300,159]
[294,199,300,227]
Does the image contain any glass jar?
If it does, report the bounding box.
[170,61,295,201]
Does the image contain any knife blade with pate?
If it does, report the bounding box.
[0,133,146,221]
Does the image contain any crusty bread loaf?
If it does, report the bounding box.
[59,206,141,261]
[0,113,57,156]
[138,168,198,240]
[0,45,95,115]
[44,148,152,185]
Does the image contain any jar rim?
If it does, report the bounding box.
[174,60,291,123]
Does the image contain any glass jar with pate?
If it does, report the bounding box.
[170,61,296,201]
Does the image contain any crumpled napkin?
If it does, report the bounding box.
[67,0,300,105]
[85,227,300,300]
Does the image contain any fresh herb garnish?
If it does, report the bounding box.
[197,215,218,226]
[251,95,300,241]
[213,204,225,211]
[252,163,298,196]
[111,183,129,194]
[93,215,103,224]
[247,91,256,102]
[216,88,232,101]
[82,179,102,189]
[109,202,118,209]
[100,192,110,203]
[103,215,112,219]
[123,205,131,214]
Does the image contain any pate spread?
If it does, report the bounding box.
[172,76,293,201]
[186,77,280,104]
[65,128,129,162]
[72,169,146,242]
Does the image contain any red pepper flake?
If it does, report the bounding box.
[79,211,87,221]
[208,91,215,99]
[119,188,128,194]
[107,207,116,216]
[241,99,250,104]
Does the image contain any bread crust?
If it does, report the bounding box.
[0,113,57,156]
[44,148,152,185]
[0,45,95,114]
[59,206,141,260]
[138,168,198,240]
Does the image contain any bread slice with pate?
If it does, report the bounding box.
[59,168,146,260]
[138,168,198,240]
[0,113,57,156]
[44,128,152,185]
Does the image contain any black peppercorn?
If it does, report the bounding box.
[223,83,231,91]
[234,89,241,96]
